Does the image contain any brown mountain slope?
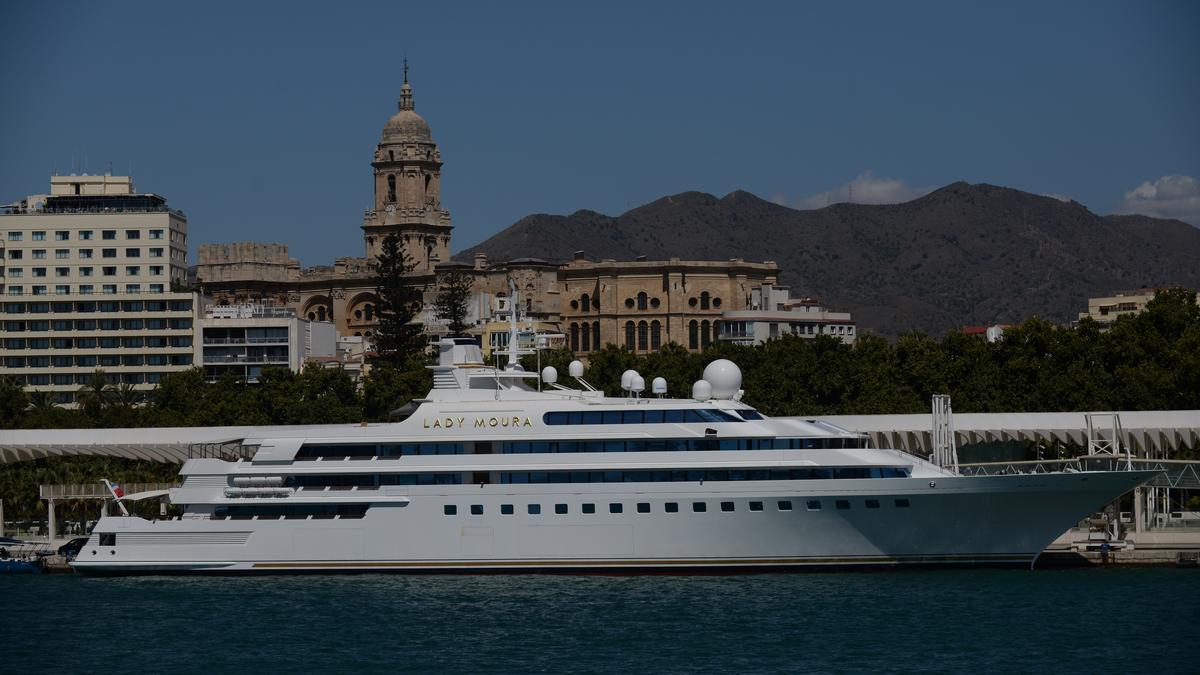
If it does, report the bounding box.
[456,182,1200,336]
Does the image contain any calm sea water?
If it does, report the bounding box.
[2,569,1197,673]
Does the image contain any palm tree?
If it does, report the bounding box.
[76,370,114,415]
[112,383,143,410]
[26,391,58,414]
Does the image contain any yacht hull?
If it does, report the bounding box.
[72,470,1154,575]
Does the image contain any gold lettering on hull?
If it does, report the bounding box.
[426,416,533,430]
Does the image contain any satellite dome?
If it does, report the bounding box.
[702,359,742,400]
[541,366,558,384]
[692,379,713,400]
[620,369,639,391]
[568,360,585,378]
[651,377,668,395]
[631,375,645,393]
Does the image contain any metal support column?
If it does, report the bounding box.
[931,395,958,472]
[47,498,56,544]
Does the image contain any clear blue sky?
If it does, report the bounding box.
[2,0,1197,265]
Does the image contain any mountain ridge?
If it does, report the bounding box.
[455,182,1200,336]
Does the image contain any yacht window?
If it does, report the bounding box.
[636,502,650,513]
[735,409,765,420]
[542,408,742,426]
[748,501,764,512]
[582,503,596,514]
[692,502,707,513]
[501,504,514,515]
[836,500,851,510]
[777,500,793,511]
[806,500,822,511]
[665,502,679,513]
[527,504,541,515]
[99,533,116,546]
[865,499,880,509]
[720,501,735,512]
[609,503,623,514]
[444,505,457,516]
[471,504,484,515]
[895,499,910,508]
[555,504,568,514]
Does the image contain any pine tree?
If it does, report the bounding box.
[434,270,475,336]
[371,233,427,365]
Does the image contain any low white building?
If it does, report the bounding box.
[199,304,335,382]
[717,284,856,345]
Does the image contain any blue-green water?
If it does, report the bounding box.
[2,569,1197,673]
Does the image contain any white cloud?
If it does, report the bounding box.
[1041,192,1072,202]
[1118,175,1200,226]
[796,171,933,209]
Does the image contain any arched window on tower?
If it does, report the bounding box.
[650,320,661,350]
[592,322,600,350]
[387,175,396,203]
[700,291,710,310]
[365,304,374,321]
[570,323,579,352]
[700,320,711,347]
[388,150,394,161]
[688,320,699,350]
[582,321,591,352]
[317,306,327,322]
[637,292,647,310]
[625,321,635,349]
[580,293,590,312]
[637,321,648,351]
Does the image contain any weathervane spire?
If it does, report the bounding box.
[399,57,414,111]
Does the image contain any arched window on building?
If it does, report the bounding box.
[650,320,661,350]
[317,306,327,322]
[582,321,591,352]
[713,321,720,344]
[637,292,647,310]
[625,321,635,349]
[580,293,590,312]
[688,320,699,350]
[637,321,648,351]
[365,304,374,321]
[387,175,396,203]
[592,322,600,350]
[700,291,710,310]
[700,320,711,347]
[570,323,579,352]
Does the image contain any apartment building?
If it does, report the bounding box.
[716,284,856,346]
[199,304,336,382]
[1,174,196,404]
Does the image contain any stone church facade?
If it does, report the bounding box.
[196,71,450,339]
[196,76,830,355]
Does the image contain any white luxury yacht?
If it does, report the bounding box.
[72,301,1155,575]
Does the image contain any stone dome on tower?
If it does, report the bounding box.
[381,72,432,143]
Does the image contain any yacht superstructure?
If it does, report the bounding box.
[72,302,1155,575]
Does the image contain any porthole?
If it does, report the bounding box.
[713,297,722,308]
[650,297,661,308]
[570,300,579,310]
[625,298,634,308]
[688,297,698,307]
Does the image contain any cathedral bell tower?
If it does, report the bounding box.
[363,62,452,273]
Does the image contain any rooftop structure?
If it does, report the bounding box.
[199,304,336,382]
[717,284,856,345]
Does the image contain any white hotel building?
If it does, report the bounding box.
[1,175,198,405]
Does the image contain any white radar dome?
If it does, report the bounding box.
[631,375,645,393]
[541,366,558,384]
[568,360,585,378]
[651,377,668,395]
[692,379,713,401]
[620,369,638,391]
[702,359,742,400]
